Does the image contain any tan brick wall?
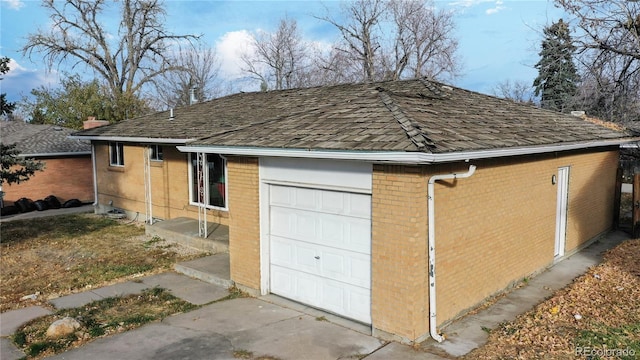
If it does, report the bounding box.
[434,149,618,326]
[370,149,618,342]
[371,164,430,341]
[3,156,93,205]
[94,143,228,224]
[227,156,261,289]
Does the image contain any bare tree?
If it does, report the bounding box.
[386,0,461,81]
[573,50,640,122]
[492,79,535,104]
[556,0,639,61]
[318,0,461,83]
[318,0,387,82]
[555,0,640,122]
[154,44,222,108]
[241,18,309,90]
[22,0,199,120]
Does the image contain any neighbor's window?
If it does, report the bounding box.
[109,142,124,166]
[189,153,227,209]
[150,145,163,161]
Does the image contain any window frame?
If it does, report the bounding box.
[188,153,228,211]
[109,142,124,167]
[149,144,164,162]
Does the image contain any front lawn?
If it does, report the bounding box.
[0,214,205,312]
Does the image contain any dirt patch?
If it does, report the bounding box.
[464,239,640,359]
[0,214,207,312]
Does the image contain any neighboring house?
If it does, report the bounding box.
[72,78,637,344]
[0,121,93,206]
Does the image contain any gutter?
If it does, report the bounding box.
[427,165,477,342]
[178,138,637,164]
[68,135,194,144]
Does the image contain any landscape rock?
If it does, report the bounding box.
[46,317,81,338]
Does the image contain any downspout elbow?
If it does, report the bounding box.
[428,164,476,343]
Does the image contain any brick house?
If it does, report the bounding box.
[0,121,93,206]
[72,79,636,343]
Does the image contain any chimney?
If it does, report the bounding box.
[83,116,110,129]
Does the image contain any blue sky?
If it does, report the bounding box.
[0,0,566,104]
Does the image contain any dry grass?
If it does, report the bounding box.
[464,239,640,360]
[0,214,206,312]
[13,288,198,359]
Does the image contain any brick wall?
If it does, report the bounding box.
[371,164,430,341]
[433,149,618,327]
[226,156,261,289]
[370,148,618,342]
[3,155,93,205]
[94,143,229,223]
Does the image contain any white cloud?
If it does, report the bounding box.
[449,0,506,15]
[486,0,505,15]
[448,0,494,8]
[1,0,24,10]
[6,58,27,74]
[215,30,254,80]
[2,58,60,102]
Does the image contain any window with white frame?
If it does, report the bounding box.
[109,142,124,166]
[150,144,163,161]
[189,153,227,209]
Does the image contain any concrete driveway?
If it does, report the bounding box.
[45,298,389,360]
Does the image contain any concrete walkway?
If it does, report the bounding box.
[0,204,94,222]
[0,230,630,359]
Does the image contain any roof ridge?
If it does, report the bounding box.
[377,88,435,151]
[419,78,450,99]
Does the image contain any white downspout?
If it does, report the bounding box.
[91,143,98,206]
[428,165,477,342]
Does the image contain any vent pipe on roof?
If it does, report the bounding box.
[169,108,174,120]
[189,87,198,105]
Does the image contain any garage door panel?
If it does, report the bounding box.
[272,185,369,218]
[318,248,370,288]
[269,185,292,206]
[271,265,319,305]
[271,206,370,254]
[271,236,369,288]
[321,278,371,324]
[271,265,371,324]
[271,236,319,274]
[348,194,371,219]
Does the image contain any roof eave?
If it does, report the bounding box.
[19,151,92,157]
[68,135,194,144]
[178,137,638,164]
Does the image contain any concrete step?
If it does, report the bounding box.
[174,253,234,288]
[146,217,229,254]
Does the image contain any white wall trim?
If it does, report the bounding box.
[178,138,635,164]
[258,159,271,295]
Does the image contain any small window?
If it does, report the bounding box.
[109,142,124,166]
[150,145,163,161]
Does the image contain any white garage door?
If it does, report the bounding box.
[269,184,372,324]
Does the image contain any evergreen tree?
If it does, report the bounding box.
[1,143,44,186]
[1,57,16,118]
[533,19,579,112]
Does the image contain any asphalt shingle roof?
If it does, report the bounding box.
[74,78,632,153]
[1,121,91,155]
